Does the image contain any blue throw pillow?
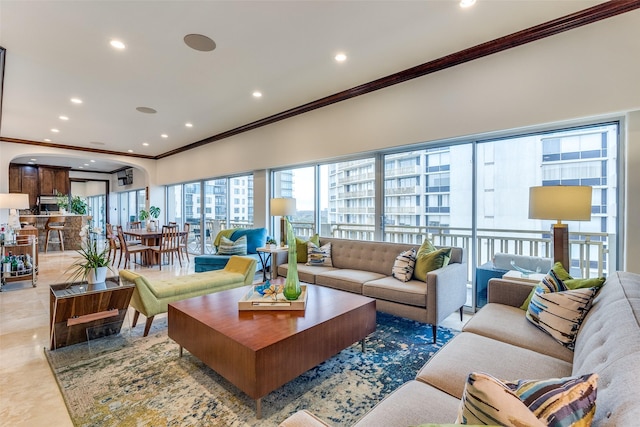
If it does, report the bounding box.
[230,228,267,254]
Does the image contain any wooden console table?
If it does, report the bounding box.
[49,276,134,349]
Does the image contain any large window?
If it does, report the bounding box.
[272,167,314,239]
[117,189,145,227]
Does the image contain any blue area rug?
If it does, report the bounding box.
[46,312,458,426]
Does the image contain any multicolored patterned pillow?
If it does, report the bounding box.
[216,235,247,255]
[525,270,598,349]
[306,242,333,267]
[457,371,598,427]
[391,248,417,282]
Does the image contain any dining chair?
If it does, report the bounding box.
[177,222,190,262]
[116,225,151,269]
[148,225,181,270]
[105,223,120,266]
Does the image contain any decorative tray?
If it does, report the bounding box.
[238,282,308,311]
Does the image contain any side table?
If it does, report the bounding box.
[49,276,135,349]
[502,270,546,283]
[256,246,289,281]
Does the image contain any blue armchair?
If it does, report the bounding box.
[194,227,269,273]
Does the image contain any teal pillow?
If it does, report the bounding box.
[230,228,267,254]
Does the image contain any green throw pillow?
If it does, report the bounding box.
[564,276,606,290]
[413,247,451,282]
[520,262,575,310]
[296,234,319,263]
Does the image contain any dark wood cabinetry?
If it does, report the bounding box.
[38,166,69,195]
[8,164,70,209]
[9,164,39,208]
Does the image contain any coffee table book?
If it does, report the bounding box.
[238,284,308,311]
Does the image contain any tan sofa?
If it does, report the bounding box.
[281,271,640,426]
[120,255,257,336]
[277,237,468,343]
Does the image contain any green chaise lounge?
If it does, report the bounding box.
[120,255,257,336]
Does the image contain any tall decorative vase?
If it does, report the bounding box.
[283,218,302,301]
[86,266,108,284]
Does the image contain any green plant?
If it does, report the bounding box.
[138,209,149,221]
[69,196,88,215]
[149,206,161,219]
[56,192,69,210]
[266,237,277,245]
[66,225,112,282]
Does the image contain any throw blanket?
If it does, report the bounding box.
[213,228,236,249]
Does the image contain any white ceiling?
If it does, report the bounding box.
[1,0,605,173]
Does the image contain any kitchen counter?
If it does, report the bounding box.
[18,214,92,252]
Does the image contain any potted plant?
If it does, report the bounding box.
[139,206,161,231]
[56,192,69,214]
[66,224,112,284]
[266,237,277,249]
[69,195,88,215]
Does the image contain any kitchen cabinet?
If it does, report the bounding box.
[8,164,39,208]
[38,166,69,196]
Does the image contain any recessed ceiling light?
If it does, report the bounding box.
[28,161,35,165]
[143,142,149,146]
[44,138,51,142]
[184,34,216,52]
[84,163,89,166]
[78,166,84,169]
[90,160,96,163]
[51,128,60,133]
[128,149,134,153]
[30,158,37,161]
[110,39,126,49]
[59,115,69,121]
[185,122,193,128]
[460,0,476,8]
[70,98,83,104]
[335,53,347,62]
[161,134,168,138]
[136,106,157,114]
[252,91,262,98]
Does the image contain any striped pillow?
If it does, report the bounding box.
[391,248,417,282]
[525,270,597,349]
[457,371,598,427]
[306,242,332,267]
[217,235,247,255]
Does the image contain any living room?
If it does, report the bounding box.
[1,1,640,426]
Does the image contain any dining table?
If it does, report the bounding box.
[122,228,187,266]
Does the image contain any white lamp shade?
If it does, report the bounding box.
[270,198,296,216]
[0,193,30,209]
[528,186,592,221]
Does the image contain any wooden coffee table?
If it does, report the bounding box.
[168,284,376,418]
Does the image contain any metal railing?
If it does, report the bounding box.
[289,222,610,280]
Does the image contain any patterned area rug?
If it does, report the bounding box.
[45,312,458,427]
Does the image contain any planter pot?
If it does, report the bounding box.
[147,220,158,232]
[86,266,108,285]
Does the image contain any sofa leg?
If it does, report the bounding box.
[143,316,155,337]
[132,310,140,327]
[432,324,437,344]
[460,306,464,322]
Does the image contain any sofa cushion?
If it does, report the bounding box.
[277,263,338,284]
[229,227,267,254]
[456,372,598,427]
[363,277,426,307]
[296,234,320,263]
[463,303,573,363]
[352,380,462,427]
[526,272,598,349]
[414,247,451,282]
[391,248,417,282]
[315,269,385,294]
[520,262,574,309]
[307,242,333,267]
[416,332,573,399]
[144,270,246,299]
[217,235,247,255]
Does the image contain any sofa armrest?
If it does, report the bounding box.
[426,261,468,325]
[224,255,258,286]
[487,278,535,307]
[278,410,333,427]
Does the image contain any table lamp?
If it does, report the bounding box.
[270,198,296,246]
[528,185,592,270]
[0,193,30,242]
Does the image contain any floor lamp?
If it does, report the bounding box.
[0,193,30,243]
[528,186,592,270]
[270,198,296,247]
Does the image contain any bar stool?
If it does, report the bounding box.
[45,216,66,252]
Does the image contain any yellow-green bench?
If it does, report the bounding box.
[120,255,256,336]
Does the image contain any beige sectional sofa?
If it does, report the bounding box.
[281,271,640,426]
[277,237,468,343]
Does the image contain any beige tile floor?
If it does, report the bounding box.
[0,249,469,426]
